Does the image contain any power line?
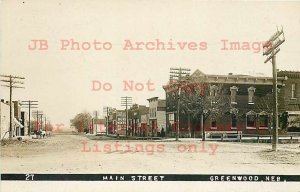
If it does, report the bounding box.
[121,96,133,137]
[21,100,38,135]
[103,106,112,135]
[0,74,25,139]
[32,110,43,131]
[169,68,191,141]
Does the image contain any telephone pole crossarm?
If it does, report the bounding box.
[0,74,25,139]
[263,27,285,152]
[169,68,191,141]
[121,96,133,137]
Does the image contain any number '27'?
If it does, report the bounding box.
[25,174,34,181]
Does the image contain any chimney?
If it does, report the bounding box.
[1,99,4,103]
[228,73,233,75]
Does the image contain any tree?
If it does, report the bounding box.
[256,93,289,131]
[70,112,92,133]
[45,123,54,131]
[173,77,230,139]
[182,84,229,118]
[256,93,273,114]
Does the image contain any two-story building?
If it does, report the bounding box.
[20,111,29,136]
[0,100,10,139]
[0,100,25,139]
[278,71,300,131]
[128,104,149,136]
[107,109,127,135]
[140,113,150,137]
[163,69,299,138]
[147,97,166,137]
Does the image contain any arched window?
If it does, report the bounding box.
[246,111,256,129]
[259,111,269,129]
[211,117,217,129]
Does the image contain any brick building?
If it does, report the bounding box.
[107,109,127,135]
[163,69,299,138]
[278,71,300,130]
[128,104,149,136]
[140,113,150,137]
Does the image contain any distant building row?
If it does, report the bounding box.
[0,100,28,139]
[92,70,300,138]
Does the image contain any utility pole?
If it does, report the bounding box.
[44,116,47,131]
[40,114,43,130]
[176,87,181,141]
[93,110,98,134]
[121,96,132,137]
[169,68,191,141]
[21,100,38,135]
[0,74,25,139]
[263,27,285,152]
[32,110,43,131]
[103,106,111,135]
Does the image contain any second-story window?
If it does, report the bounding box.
[248,86,256,104]
[210,85,218,97]
[230,86,238,104]
[169,113,174,121]
[210,85,218,104]
[291,83,297,99]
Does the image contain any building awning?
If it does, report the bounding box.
[13,118,24,128]
[286,111,300,115]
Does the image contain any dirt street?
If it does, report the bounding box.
[1,133,299,174]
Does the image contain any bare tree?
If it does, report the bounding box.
[181,83,229,118]
[256,93,289,130]
[176,77,230,139]
[256,93,273,113]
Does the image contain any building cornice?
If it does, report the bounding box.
[278,70,300,78]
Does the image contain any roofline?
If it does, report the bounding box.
[147,97,159,101]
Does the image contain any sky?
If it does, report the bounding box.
[1,0,300,127]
